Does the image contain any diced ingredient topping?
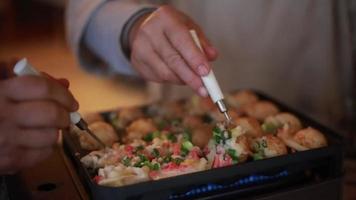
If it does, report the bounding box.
[261,123,279,134]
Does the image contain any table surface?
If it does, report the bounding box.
[6,144,88,200]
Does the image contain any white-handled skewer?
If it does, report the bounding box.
[13,58,107,148]
[190,30,231,122]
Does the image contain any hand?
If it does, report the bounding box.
[129,5,218,96]
[0,73,78,174]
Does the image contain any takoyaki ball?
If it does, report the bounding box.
[125,118,157,142]
[187,95,216,115]
[161,101,186,119]
[226,90,259,110]
[252,135,287,159]
[111,107,144,129]
[191,124,213,148]
[293,127,327,149]
[233,135,252,163]
[183,115,203,129]
[264,113,302,134]
[244,101,279,121]
[79,121,119,150]
[83,112,104,124]
[209,109,240,123]
[234,117,263,138]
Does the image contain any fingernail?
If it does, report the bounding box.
[197,64,209,76]
[209,47,218,56]
[198,87,208,97]
[73,100,79,110]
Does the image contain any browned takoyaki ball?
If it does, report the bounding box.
[191,124,213,148]
[233,135,252,162]
[264,112,302,134]
[234,117,263,138]
[183,115,204,129]
[79,121,119,150]
[186,96,217,115]
[251,135,288,158]
[113,107,144,129]
[209,109,240,123]
[125,118,157,142]
[160,101,186,119]
[83,112,104,124]
[227,90,259,110]
[293,127,327,149]
[244,101,279,121]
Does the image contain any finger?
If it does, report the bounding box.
[143,52,183,85]
[20,147,53,168]
[0,147,53,171]
[57,78,70,88]
[1,76,78,111]
[41,72,70,88]
[10,101,70,128]
[150,32,207,96]
[16,128,59,148]
[163,22,211,77]
[133,36,183,84]
[131,53,160,82]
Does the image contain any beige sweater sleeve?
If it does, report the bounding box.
[66,0,155,76]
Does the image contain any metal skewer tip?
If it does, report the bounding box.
[76,119,107,149]
[223,111,232,122]
[84,128,107,149]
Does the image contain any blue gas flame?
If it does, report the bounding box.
[168,170,289,199]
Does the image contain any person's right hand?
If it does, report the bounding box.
[0,75,78,174]
[129,5,218,97]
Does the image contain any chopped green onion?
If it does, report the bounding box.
[143,131,161,142]
[167,133,177,142]
[157,120,168,130]
[180,141,193,157]
[182,141,194,151]
[152,131,160,138]
[254,141,266,152]
[180,148,189,157]
[212,126,222,134]
[134,145,144,153]
[261,140,268,148]
[151,163,161,170]
[122,156,131,166]
[171,118,182,127]
[133,155,150,168]
[143,133,153,142]
[261,123,279,134]
[226,148,239,163]
[163,154,172,163]
[133,162,142,167]
[151,148,160,158]
[213,126,223,144]
[138,154,148,162]
[182,130,192,142]
[252,153,264,160]
[172,157,184,165]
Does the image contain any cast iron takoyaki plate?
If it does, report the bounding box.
[62,90,343,200]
